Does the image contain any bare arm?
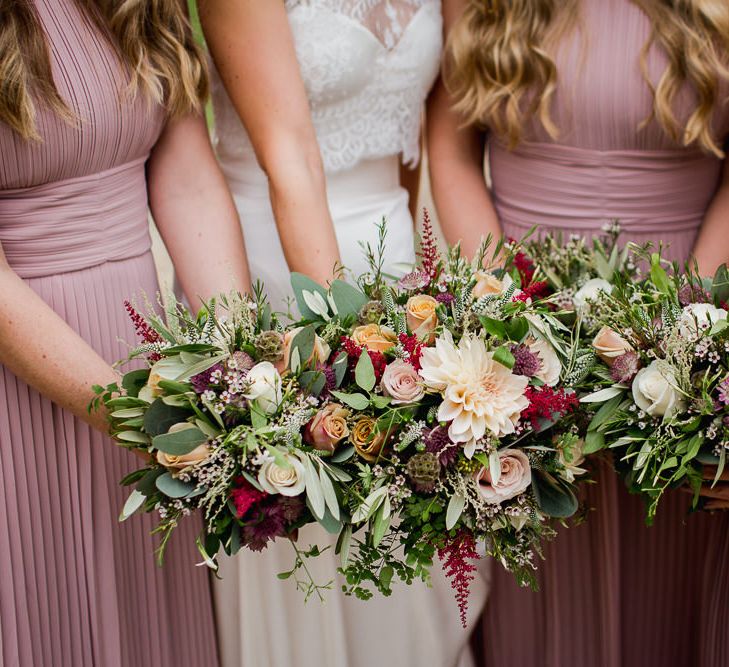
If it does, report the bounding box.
[199,0,341,285]
[400,157,422,224]
[691,158,729,276]
[426,0,501,258]
[0,246,117,432]
[147,113,251,303]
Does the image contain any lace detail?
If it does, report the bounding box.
[213,0,442,173]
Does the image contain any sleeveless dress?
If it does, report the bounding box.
[476,2,729,666]
[209,2,488,666]
[0,2,219,665]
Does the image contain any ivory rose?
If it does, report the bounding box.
[678,303,728,339]
[592,326,634,365]
[257,453,306,496]
[527,337,561,386]
[351,416,387,462]
[632,360,686,417]
[405,294,439,344]
[473,449,532,504]
[381,360,425,404]
[156,423,211,471]
[351,324,397,353]
[304,403,350,453]
[278,327,331,372]
[244,362,283,414]
[572,278,613,313]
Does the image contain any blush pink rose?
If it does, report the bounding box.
[592,326,634,366]
[474,449,532,504]
[380,360,425,404]
[303,403,350,453]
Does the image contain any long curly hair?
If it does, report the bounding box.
[446,0,729,156]
[0,0,209,140]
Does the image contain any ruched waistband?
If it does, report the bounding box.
[490,141,723,234]
[0,158,152,278]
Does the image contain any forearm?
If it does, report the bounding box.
[148,114,251,304]
[264,141,341,284]
[692,177,729,277]
[0,266,117,432]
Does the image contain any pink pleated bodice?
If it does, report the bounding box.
[0,0,164,278]
[491,0,729,258]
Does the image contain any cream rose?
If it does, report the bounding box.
[472,272,512,299]
[632,360,686,417]
[573,278,613,312]
[156,423,211,471]
[592,326,634,365]
[351,416,388,462]
[257,453,306,496]
[380,360,425,404]
[351,324,398,353]
[244,361,283,414]
[406,295,439,344]
[304,403,350,453]
[678,303,728,339]
[474,449,532,504]
[527,337,561,386]
[278,327,331,372]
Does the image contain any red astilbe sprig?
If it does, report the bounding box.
[230,478,268,519]
[438,529,480,628]
[339,336,388,383]
[124,300,162,361]
[398,333,424,370]
[520,385,579,430]
[513,280,552,303]
[512,249,536,286]
[419,208,441,285]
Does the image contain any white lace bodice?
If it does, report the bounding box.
[211,0,442,174]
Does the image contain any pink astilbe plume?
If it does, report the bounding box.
[419,209,441,284]
[124,300,162,344]
[438,529,480,627]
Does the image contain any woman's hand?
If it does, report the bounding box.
[699,466,729,511]
[691,158,729,276]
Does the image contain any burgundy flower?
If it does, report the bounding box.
[511,344,542,378]
[438,530,480,628]
[610,351,640,384]
[423,426,459,468]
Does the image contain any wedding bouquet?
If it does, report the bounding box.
[96,289,359,587]
[282,218,589,622]
[574,248,729,521]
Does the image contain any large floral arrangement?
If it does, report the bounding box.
[98,219,595,621]
[573,249,729,520]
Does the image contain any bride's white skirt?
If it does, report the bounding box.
[214,155,490,667]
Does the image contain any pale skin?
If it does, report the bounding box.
[430,0,729,504]
[0,112,250,435]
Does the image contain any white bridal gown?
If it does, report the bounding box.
[209,1,489,666]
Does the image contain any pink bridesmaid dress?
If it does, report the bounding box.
[477,1,729,666]
[0,2,219,666]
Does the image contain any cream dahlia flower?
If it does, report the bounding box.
[419,333,530,457]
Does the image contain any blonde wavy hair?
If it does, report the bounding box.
[447,0,729,156]
[0,0,208,140]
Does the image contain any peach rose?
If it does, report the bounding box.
[351,416,387,462]
[592,326,634,366]
[472,272,507,299]
[156,424,211,471]
[473,449,532,504]
[351,324,397,353]
[406,295,438,344]
[303,403,350,453]
[380,360,425,404]
[277,327,331,373]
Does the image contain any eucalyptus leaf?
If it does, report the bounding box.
[445,492,466,530]
[330,390,370,410]
[532,471,578,518]
[711,264,729,305]
[303,455,326,520]
[331,445,355,463]
[583,431,606,455]
[152,426,208,455]
[155,472,197,499]
[117,431,151,445]
[121,369,150,398]
[330,280,368,319]
[336,524,353,568]
[119,490,146,521]
[355,350,376,392]
[143,398,191,437]
[580,386,627,403]
[351,486,387,524]
[333,351,348,387]
[318,465,341,521]
[136,468,165,496]
[300,370,326,396]
[175,354,228,382]
[291,272,329,320]
[291,325,316,369]
[371,501,391,547]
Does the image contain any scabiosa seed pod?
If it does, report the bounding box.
[511,344,542,378]
[423,426,459,467]
[254,330,285,363]
[406,452,441,493]
[229,351,255,372]
[358,300,386,325]
[609,351,640,384]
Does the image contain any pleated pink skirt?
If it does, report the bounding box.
[0,252,219,667]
